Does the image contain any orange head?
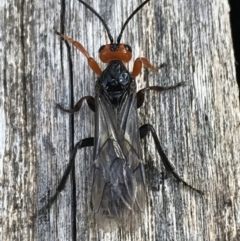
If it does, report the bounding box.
[99,43,132,63]
[79,0,150,63]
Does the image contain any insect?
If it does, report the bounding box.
[41,0,203,232]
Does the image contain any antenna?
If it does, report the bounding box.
[117,0,150,43]
[77,0,114,43]
[78,0,150,44]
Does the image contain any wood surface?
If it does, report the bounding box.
[1,0,239,240]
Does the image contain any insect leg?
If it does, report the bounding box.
[132,57,166,77]
[139,124,203,195]
[137,82,185,108]
[57,96,95,113]
[39,137,94,214]
[55,31,102,75]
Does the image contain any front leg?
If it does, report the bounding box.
[132,57,166,77]
[57,95,95,113]
[55,31,102,75]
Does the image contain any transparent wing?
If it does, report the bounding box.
[91,90,145,231]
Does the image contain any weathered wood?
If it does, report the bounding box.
[1,0,239,240]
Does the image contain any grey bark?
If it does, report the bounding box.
[1,0,239,240]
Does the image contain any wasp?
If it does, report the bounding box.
[42,0,203,232]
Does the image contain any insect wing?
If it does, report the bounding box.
[92,89,145,231]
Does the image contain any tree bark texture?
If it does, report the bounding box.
[1,0,239,240]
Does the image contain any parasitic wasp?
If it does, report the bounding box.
[39,0,203,232]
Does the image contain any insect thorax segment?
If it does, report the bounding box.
[97,60,133,105]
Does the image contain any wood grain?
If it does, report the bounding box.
[1,0,239,240]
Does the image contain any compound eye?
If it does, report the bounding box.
[124,44,132,52]
[99,45,105,53]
